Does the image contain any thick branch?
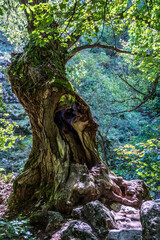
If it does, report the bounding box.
[67,43,133,62]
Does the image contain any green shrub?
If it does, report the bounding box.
[0,217,35,240]
[113,138,160,191]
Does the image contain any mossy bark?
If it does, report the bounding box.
[8,43,151,215]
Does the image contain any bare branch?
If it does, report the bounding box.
[107,72,160,115]
[110,20,117,48]
[87,84,99,103]
[113,73,147,96]
[111,97,142,103]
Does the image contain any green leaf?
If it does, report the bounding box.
[59,3,66,10]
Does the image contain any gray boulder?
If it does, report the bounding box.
[83,200,117,238]
[45,211,63,232]
[61,220,98,240]
[71,206,84,219]
[106,229,142,240]
[141,200,160,240]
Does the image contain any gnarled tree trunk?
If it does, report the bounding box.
[7,43,101,212]
[8,42,150,215]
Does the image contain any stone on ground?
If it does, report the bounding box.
[141,200,160,240]
[83,200,117,238]
[106,229,142,240]
[61,220,98,240]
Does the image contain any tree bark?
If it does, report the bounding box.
[7,42,151,215]
[7,42,102,212]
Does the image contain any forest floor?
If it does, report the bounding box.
[0,177,63,239]
[0,175,142,240]
[0,177,13,218]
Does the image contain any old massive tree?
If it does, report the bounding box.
[6,0,158,214]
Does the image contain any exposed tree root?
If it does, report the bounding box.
[7,163,151,219]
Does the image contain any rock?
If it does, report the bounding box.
[110,203,142,230]
[45,211,63,232]
[155,191,160,200]
[106,229,142,240]
[61,220,98,240]
[83,200,117,238]
[110,176,151,207]
[30,210,63,231]
[120,205,138,214]
[71,206,83,219]
[30,210,48,229]
[141,200,160,240]
[110,203,138,214]
[110,203,122,212]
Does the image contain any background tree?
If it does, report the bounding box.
[0,0,158,214]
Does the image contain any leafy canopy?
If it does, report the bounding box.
[0,0,159,94]
[0,0,159,67]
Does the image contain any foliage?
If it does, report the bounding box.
[0,0,159,76]
[0,217,35,239]
[0,86,23,152]
[0,83,30,172]
[0,118,18,151]
[0,0,28,51]
[0,168,14,181]
[115,0,160,80]
[67,46,159,159]
[0,57,18,153]
[0,32,13,75]
[0,134,32,172]
[114,137,160,191]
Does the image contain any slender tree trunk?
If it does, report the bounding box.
[8,42,150,215]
